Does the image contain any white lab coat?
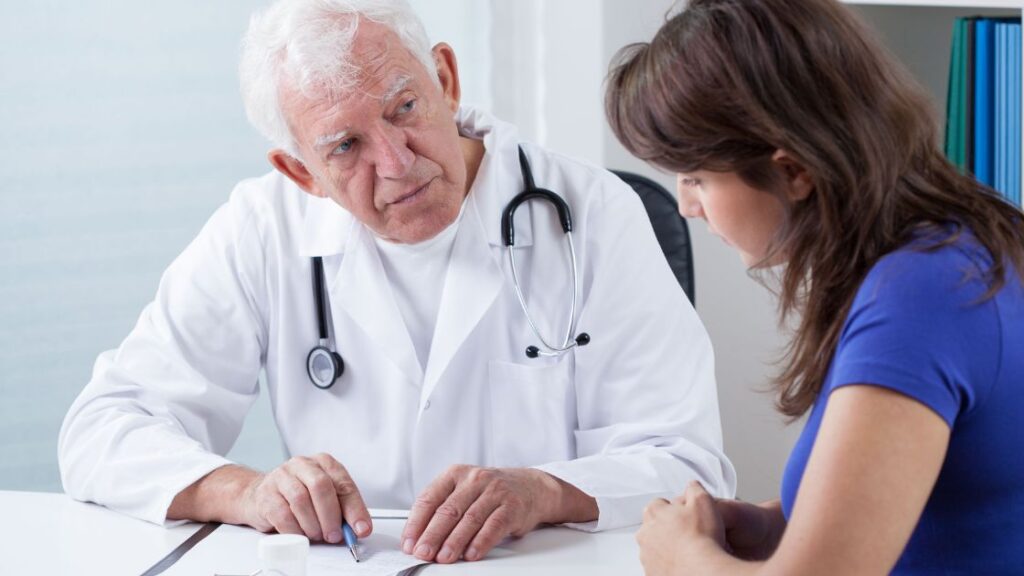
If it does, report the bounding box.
[58,107,736,531]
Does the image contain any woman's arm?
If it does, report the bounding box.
[636,385,949,576]
[762,385,950,575]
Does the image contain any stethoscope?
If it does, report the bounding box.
[502,146,591,359]
[306,145,590,389]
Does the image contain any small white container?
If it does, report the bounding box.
[258,534,309,576]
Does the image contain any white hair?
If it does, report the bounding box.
[239,0,437,157]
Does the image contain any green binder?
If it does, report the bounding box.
[946,18,964,167]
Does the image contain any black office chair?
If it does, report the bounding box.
[612,170,695,306]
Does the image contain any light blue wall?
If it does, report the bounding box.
[0,1,489,492]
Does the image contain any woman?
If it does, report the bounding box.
[605,0,1024,574]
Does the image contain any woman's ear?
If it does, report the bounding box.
[771,149,814,201]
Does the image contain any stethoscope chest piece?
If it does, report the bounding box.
[307,345,344,389]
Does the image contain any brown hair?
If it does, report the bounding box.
[606,0,1024,417]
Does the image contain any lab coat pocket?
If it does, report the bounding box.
[487,360,576,468]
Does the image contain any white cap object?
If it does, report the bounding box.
[258,534,310,576]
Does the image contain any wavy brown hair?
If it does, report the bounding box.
[605,0,1024,417]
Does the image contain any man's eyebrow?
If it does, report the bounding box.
[311,76,414,150]
[380,74,412,104]
[314,130,350,150]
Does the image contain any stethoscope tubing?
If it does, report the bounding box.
[506,232,583,356]
[503,146,590,358]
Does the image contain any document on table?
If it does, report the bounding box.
[308,532,425,576]
[368,508,411,520]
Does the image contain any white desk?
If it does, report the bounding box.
[0,491,203,575]
[0,491,644,575]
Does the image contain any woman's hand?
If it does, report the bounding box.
[636,481,732,576]
[716,498,786,560]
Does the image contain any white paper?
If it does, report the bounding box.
[307,532,425,576]
[368,508,411,520]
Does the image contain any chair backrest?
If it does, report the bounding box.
[612,170,695,305]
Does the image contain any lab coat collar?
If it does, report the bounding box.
[297,105,534,258]
[298,195,357,258]
[456,106,535,248]
[329,224,424,386]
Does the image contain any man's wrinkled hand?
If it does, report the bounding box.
[400,465,559,564]
[241,453,372,544]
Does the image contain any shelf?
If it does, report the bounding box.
[846,0,1022,9]
[846,0,1024,201]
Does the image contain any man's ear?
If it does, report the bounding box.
[431,42,461,114]
[771,149,814,201]
[268,149,325,198]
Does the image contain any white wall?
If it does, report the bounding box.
[409,0,493,111]
[0,1,272,491]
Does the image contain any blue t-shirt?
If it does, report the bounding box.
[781,233,1024,574]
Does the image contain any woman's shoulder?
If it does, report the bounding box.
[860,227,995,306]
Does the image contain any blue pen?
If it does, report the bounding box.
[342,521,362,562]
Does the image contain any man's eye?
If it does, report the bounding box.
[680,177,702,188]
[332,138,356,155]
[399,99,416,113]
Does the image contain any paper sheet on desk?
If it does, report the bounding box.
[308,532,425,576]
[368,508,410,520]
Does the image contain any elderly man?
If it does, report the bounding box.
[58,0,734,564]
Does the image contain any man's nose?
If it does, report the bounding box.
[372,126,415,179]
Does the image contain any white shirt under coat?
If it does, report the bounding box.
[373,203,463,370]
[58,107,737,531]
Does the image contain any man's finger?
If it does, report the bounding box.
[293,460,343,543]
[277,473,322,540]
[435,495,501,563]
[402,471,458,554]
[410,481,487,562]
[462,504,514,562]
[264,492,304,536]
[316,454,372,537]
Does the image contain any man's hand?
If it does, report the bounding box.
[169,455,372,544]
[400,465,597,564]
[240,453,373,544]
